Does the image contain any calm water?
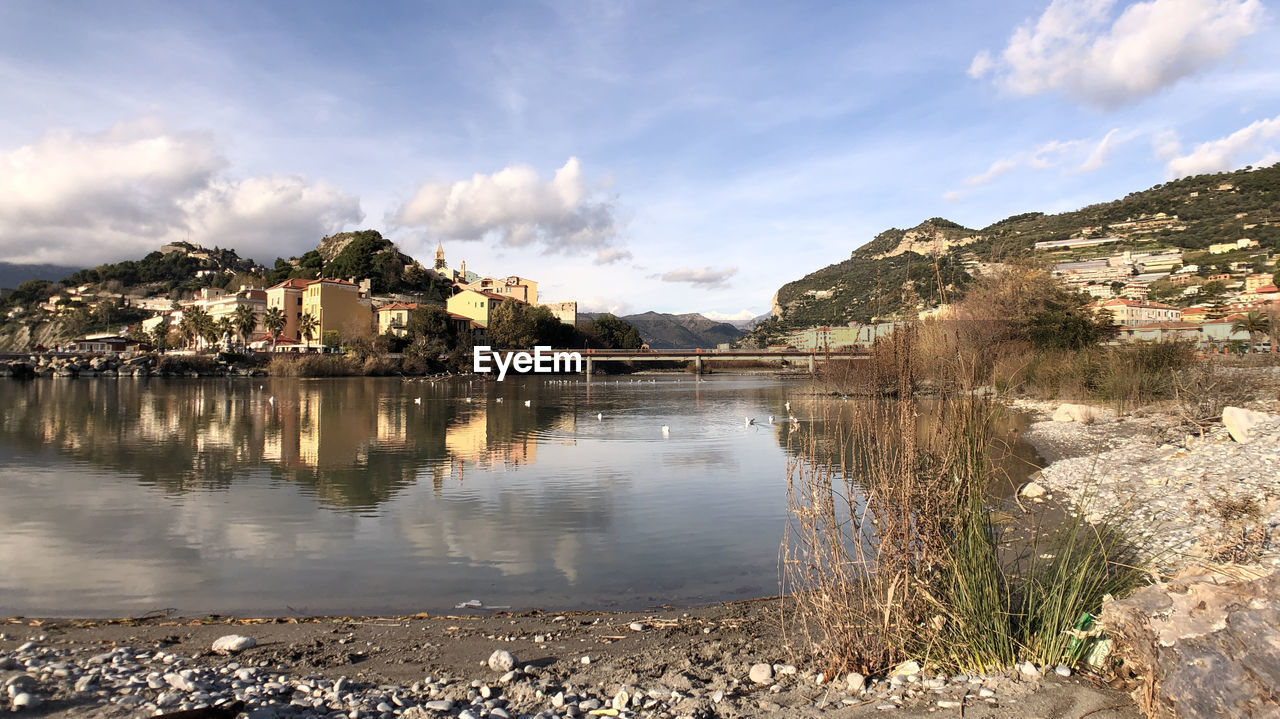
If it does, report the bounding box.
[0,375,1037,617]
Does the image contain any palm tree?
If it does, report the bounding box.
[233,304,257,350]
[181,306,212,351]
[298,312,318,350]
[262,307,286,351]
[1232,309,1271,350]
[150,317,170,352]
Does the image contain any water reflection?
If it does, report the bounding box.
[0,377,1037,616]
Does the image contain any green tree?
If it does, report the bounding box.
[585,314,644,349]
[233,304,258,349]
[487,302,569,349]
[1232,310,1271,348]
[262,307,286,350]
[150,317,170,352]
[298,312,318,348]
[213,316,233,349]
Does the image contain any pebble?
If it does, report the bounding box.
[749,663,774,684]
[1055,665,1071,677]
[211,634,257,654]
[628,622,644,632]
[487,650,517,673]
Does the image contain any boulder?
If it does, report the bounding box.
[748,663,774,684]
[1221,406,1278,444]
[487,650,516,673]
[1103,569,1280,718]
[1051,403,1107,423]
[211,634,256,654]
[1019,482,1047,499]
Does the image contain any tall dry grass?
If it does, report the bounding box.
[783,320,1148,676]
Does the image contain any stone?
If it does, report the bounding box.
[889,660,920,677]
[1051,403,1106,423]
[11,692,39,710]
[1019,482,1047,499]
[1222,407,1276,444]
[748,663,774,684]
[847,672,866,693]
[612,689,630,711]
[422,699,454,712]
[487,650,516,673]
[1019,661,1041,679]
[1054,665,1071,677]
[211,634,257,654]
[628,622,644,632]
[938,700,962,708]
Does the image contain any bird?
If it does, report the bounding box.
[496,397,503,403]
[785,401,791,411]
[267,396,274,405]
[746,417,755,426]
[414,397,421,405]
[464,397,472,403]
[661,425,670,436]
[768,415,775,424]
[524,400,532,407]
[597,412,603,420]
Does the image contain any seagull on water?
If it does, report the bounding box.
[496,397,503,403]
[661,425,670,436]
[524,400,531,407]
[768,415,775,424]
[267,396,274,405]
[597,412,603,420]
[414,397,421,405]
[464,397,472,403]
[746,417,755,426]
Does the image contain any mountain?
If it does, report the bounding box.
[750,163,1280,345]
[264,230,449,298]
[0,262,84,290]
[593,311,746,349]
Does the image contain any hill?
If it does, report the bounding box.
[263,230,449,298]
[0,263,83,291]
[749,163,1280,345]
[583,311,746,348]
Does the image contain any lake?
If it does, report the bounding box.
[0,375,1037,617]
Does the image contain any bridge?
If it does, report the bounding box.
[580,348,868,375]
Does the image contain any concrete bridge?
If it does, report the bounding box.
[580,348,868,375]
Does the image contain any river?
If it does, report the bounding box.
[0,375,1038,617]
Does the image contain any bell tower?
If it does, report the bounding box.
[434,242,446,270]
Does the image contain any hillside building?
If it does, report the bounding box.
[376,302,420,337]
[301,279,373,344]
[462,276,539,305]
[446,289,513,329]
[1091,298,1182,327]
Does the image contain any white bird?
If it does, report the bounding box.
[661,425,670,436]
[465,397,472,403]
[524,400,531,407]
[597,412,603,420]
[496,397,503,403]
[785,401,791,411]
[414,397,421,405]
[268,396,274,405]
[768,415,775,423]
[746,417,755,426]
[259,385,264,390]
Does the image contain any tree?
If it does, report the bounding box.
[179,306,212,350]
[150,317,170,352]
[487,301,568,349]
[233,304,257,349]
[262,307,286,350]
[1232,310,1271,348]
[298,313,318,348]
[215,317,234,349]
[585,314,644,349]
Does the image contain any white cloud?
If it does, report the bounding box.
[970,0,1264,108]
[654,266,738,289]
[952,130,1119,197]
[702,309,761,323]
[0,120,362,265]
[593,247,633,265]
[1165,114,1280,177]
[1152,129,1183,160]
[577,296,633,315]
[392,157,624,257]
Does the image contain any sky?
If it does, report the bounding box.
[1,0,1278,320]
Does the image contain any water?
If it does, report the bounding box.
[0,375,1038,617]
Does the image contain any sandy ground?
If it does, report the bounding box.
[2,599,1139,719]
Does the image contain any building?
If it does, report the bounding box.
[461,276,538,304]
[73,334,145,353]
[266,278,312,342]
[1034,237,1123,251]
[446,289,512,328]
[431,242,477,284]
[376,302,420,337]
[538,300,578,326]
[301,279,374,344]
[1245,274,1274,293]
[1208,238,1259,254]
[189,287,266,337]
[1092,298,1182,327]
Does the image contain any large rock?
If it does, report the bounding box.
[211,634,256,654]
[1103,569,1280,718]
[748,663,774,684]
[1051,403,1107,423]
[487,650,517,673]
[1221,406,1277,444]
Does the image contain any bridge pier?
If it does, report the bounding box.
[695,355,702,375]
[585,356,593,379]
[808,354,815,374]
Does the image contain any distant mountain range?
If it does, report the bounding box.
[0,262,83,290]
[583,311,746,348]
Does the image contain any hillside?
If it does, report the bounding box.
[0,263,83,291]
[264,230,449,297]
[749,163,1280,345]
[583,312,746,348]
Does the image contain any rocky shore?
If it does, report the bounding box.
[1,353,266,379]
[1,603,1136,719]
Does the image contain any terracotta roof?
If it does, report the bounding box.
[266,278,317,290]
[378,302,420,312]
[253,333,301,345]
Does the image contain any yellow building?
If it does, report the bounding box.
[376,302,420,337]
[301,279,374,344]
[446,289,511,328]
[265,278,312,342]
[462,276,538,305]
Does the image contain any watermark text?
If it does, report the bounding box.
[473,346,583,381]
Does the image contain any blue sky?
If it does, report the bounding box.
[2,0,1278,319]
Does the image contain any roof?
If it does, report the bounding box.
[1095,298,1181,309]
[377,302,420,312]
[253,333,301,345]
[266,278,316,290]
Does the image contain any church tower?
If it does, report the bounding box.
[434,242,446,270]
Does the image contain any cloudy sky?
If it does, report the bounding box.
[1,0,1278,318]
